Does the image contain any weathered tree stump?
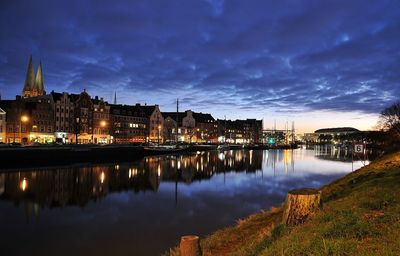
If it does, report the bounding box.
[180,235,201,256]
[282,188,321,225]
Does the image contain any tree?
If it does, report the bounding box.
[379,101,400,139]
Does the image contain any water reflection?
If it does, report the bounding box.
[0,148,368,215]
[0,149,368,256]
[0,150,264,212]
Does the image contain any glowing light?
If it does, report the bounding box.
[21,115,29,123]
[157,164,161,177]
[19,178,28,191]
[100,171,105,184]
[100,120,107,127]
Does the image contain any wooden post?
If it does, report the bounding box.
[180,235,201,256]
[283,188,321,225]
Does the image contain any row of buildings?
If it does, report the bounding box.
[0,57,263,145]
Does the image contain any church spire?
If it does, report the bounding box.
[113,91,117,104]
[22,55,35,97]
[35,60,45,94]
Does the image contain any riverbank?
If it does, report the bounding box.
[0,144,297,168]
[168,151,400,255]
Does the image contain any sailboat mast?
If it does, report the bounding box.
[176,98,179,144]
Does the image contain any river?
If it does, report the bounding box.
[0,147,369,255]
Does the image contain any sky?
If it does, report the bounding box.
[0,0,399,133]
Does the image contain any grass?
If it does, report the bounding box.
[166,151,400,256]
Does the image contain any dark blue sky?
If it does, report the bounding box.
[0,0,399,132]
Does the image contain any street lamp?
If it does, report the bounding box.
[158,125,161,146]
[100,120,107,144]
[75,117,80,144]
[20,115,29,144]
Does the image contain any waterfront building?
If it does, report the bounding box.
[24,95,55,143]
[303,133,319,143]
[0,95,55,143]
[22,56,46,98]
[218,119,244,143]
[110,104,148,143]
[0,108,5,143]
[0,97,27,143]
[74,90,94,144]
[191,112,218,143]
[92,96,110,144]
[218,119,263,144]
[238,119,263,144]
[162,110,217,143]
[315,127,360,143]
[51,91,77,143]
[161,112,187,143]
[140,105,164,143]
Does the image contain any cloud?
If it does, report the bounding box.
[0,0,399,124]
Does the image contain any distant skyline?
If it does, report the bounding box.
[1,0,399,133]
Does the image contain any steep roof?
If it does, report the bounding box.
[192,112,215,123]
[161,112,187,121]
[140,105,157,116]
[35,61,44,92]
[23,55,35,92]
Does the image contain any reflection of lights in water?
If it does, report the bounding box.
[157,164,161,177]
[196,151,201,155]
[196,162,199,171]
[129,168,138,178]
[20,178,28,191]
[172,161,175,168]
[249,150,253,165]
[115,165,119,170]
[177,160,181,169]
[218,153,225,161]
[100,172,105,184]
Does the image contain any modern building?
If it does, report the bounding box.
[218,119,263,144]
[110,104,148,143]
[315,127,360,143]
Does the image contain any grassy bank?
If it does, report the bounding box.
[168,151,400,255]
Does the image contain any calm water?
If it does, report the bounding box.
[0,148,368,256]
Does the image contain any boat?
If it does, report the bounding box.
[217,144,230,151]
[144,145,186,154]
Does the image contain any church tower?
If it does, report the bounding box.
[22,56,45,98]
[35,61,45,95]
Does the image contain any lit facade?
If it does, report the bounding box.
[0,108,6,143]
[141,105,164,143]
[92,96,110,144]
[51,92,76,143]
[110,104,148,143]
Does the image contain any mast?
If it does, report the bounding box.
[176,98,179,144]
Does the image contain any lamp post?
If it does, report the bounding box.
[100,120,106,144]
[158,125,161,146]
[75,117,80,144]
[20,115,29,144]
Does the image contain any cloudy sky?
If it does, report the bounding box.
[0,0,399,132]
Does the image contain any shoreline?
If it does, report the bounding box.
[167,151,400,255]
[0,144,298,169]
